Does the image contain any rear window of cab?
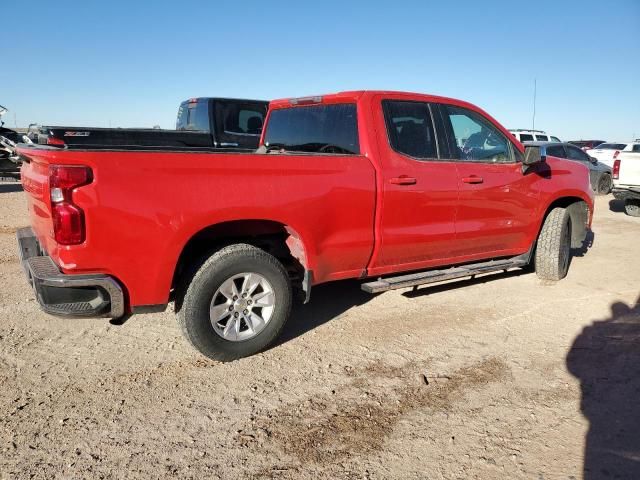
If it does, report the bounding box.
[264,103,359,154]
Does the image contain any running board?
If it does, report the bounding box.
[361,257,529,294]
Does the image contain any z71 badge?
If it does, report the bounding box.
[63,131,90,137]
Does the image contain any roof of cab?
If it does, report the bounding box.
[269,90,476,109]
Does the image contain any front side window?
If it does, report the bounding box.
[546,145,566,158]
[566,145,590,162]
[633,144,640,152]
[550,136,561,142]
[382,101,437,159]
[444,106,512,163]
[264,103,359,154]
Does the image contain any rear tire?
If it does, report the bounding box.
[596,174,612,195]
[535,207,572,281]
[624,199,640,217]
[177,244,292,361]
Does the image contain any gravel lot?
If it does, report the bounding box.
[1,184,638,479]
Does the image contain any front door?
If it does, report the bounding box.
[439,104,539,258]
[368,98,459,274]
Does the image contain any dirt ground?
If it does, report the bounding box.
[1,183,639,479]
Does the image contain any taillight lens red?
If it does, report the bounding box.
[47,136,65,146]
[613,150,620,160]
[49,165,92,245]
[52,203,85,244]
[613,159,621,180]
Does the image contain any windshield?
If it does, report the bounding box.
[264,103,359,154]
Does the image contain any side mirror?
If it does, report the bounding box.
[589,156,598,164]
[522,146,544,173]
[523,145,543,164]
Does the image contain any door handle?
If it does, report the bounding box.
[462,176,483,184]
[390,175,417,185]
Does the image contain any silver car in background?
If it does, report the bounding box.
[524,141,613,195]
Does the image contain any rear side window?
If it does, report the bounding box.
[535,135,549,141]
[519,134,534,142]
[176,101,210,131]
[221,105,265,136]
[264,104,359,154]
[633,144,640,152]
[382,101,437,159]
[214,100,269,149]
[444,105,513,163]
[546,145,566,158]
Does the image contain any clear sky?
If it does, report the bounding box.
[2,0,638,140]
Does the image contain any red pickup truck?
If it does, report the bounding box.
[17,91,594,361]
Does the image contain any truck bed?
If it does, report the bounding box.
[37,126,216,150]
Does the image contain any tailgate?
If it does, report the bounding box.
[19,147,54,253]
[617,153,640,187]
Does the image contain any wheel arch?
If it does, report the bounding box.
[171,219,313,306]
[537,195,591,249]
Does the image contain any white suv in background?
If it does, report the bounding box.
[585,142,628,168]
[509,129,561,143]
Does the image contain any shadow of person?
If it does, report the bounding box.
[566,295,640,479]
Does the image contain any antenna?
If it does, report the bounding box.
[532,78,537,131]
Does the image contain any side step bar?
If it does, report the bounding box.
[361,256,529,294]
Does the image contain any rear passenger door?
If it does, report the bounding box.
[438,104,540,258]
[369,98,459,273]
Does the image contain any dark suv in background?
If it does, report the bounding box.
[569,140,606,151]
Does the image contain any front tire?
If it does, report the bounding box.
[177,244,292,361]
[535,207,572,281]
[625,199,640,217]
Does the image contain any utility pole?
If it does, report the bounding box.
[532,78,537,131]
[13,113,17,129]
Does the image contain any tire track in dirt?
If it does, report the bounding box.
[254,357,510,465]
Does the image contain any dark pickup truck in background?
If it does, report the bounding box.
[32,97,268,151]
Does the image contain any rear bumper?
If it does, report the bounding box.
[17,227,125,318]
[612,187,640,201]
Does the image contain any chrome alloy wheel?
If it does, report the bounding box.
[209,272,275,342]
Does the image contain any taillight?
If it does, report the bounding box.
[49,165,92,245]
[47,136,65,146]
[613,159,621,180]
[613,150,620,160]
